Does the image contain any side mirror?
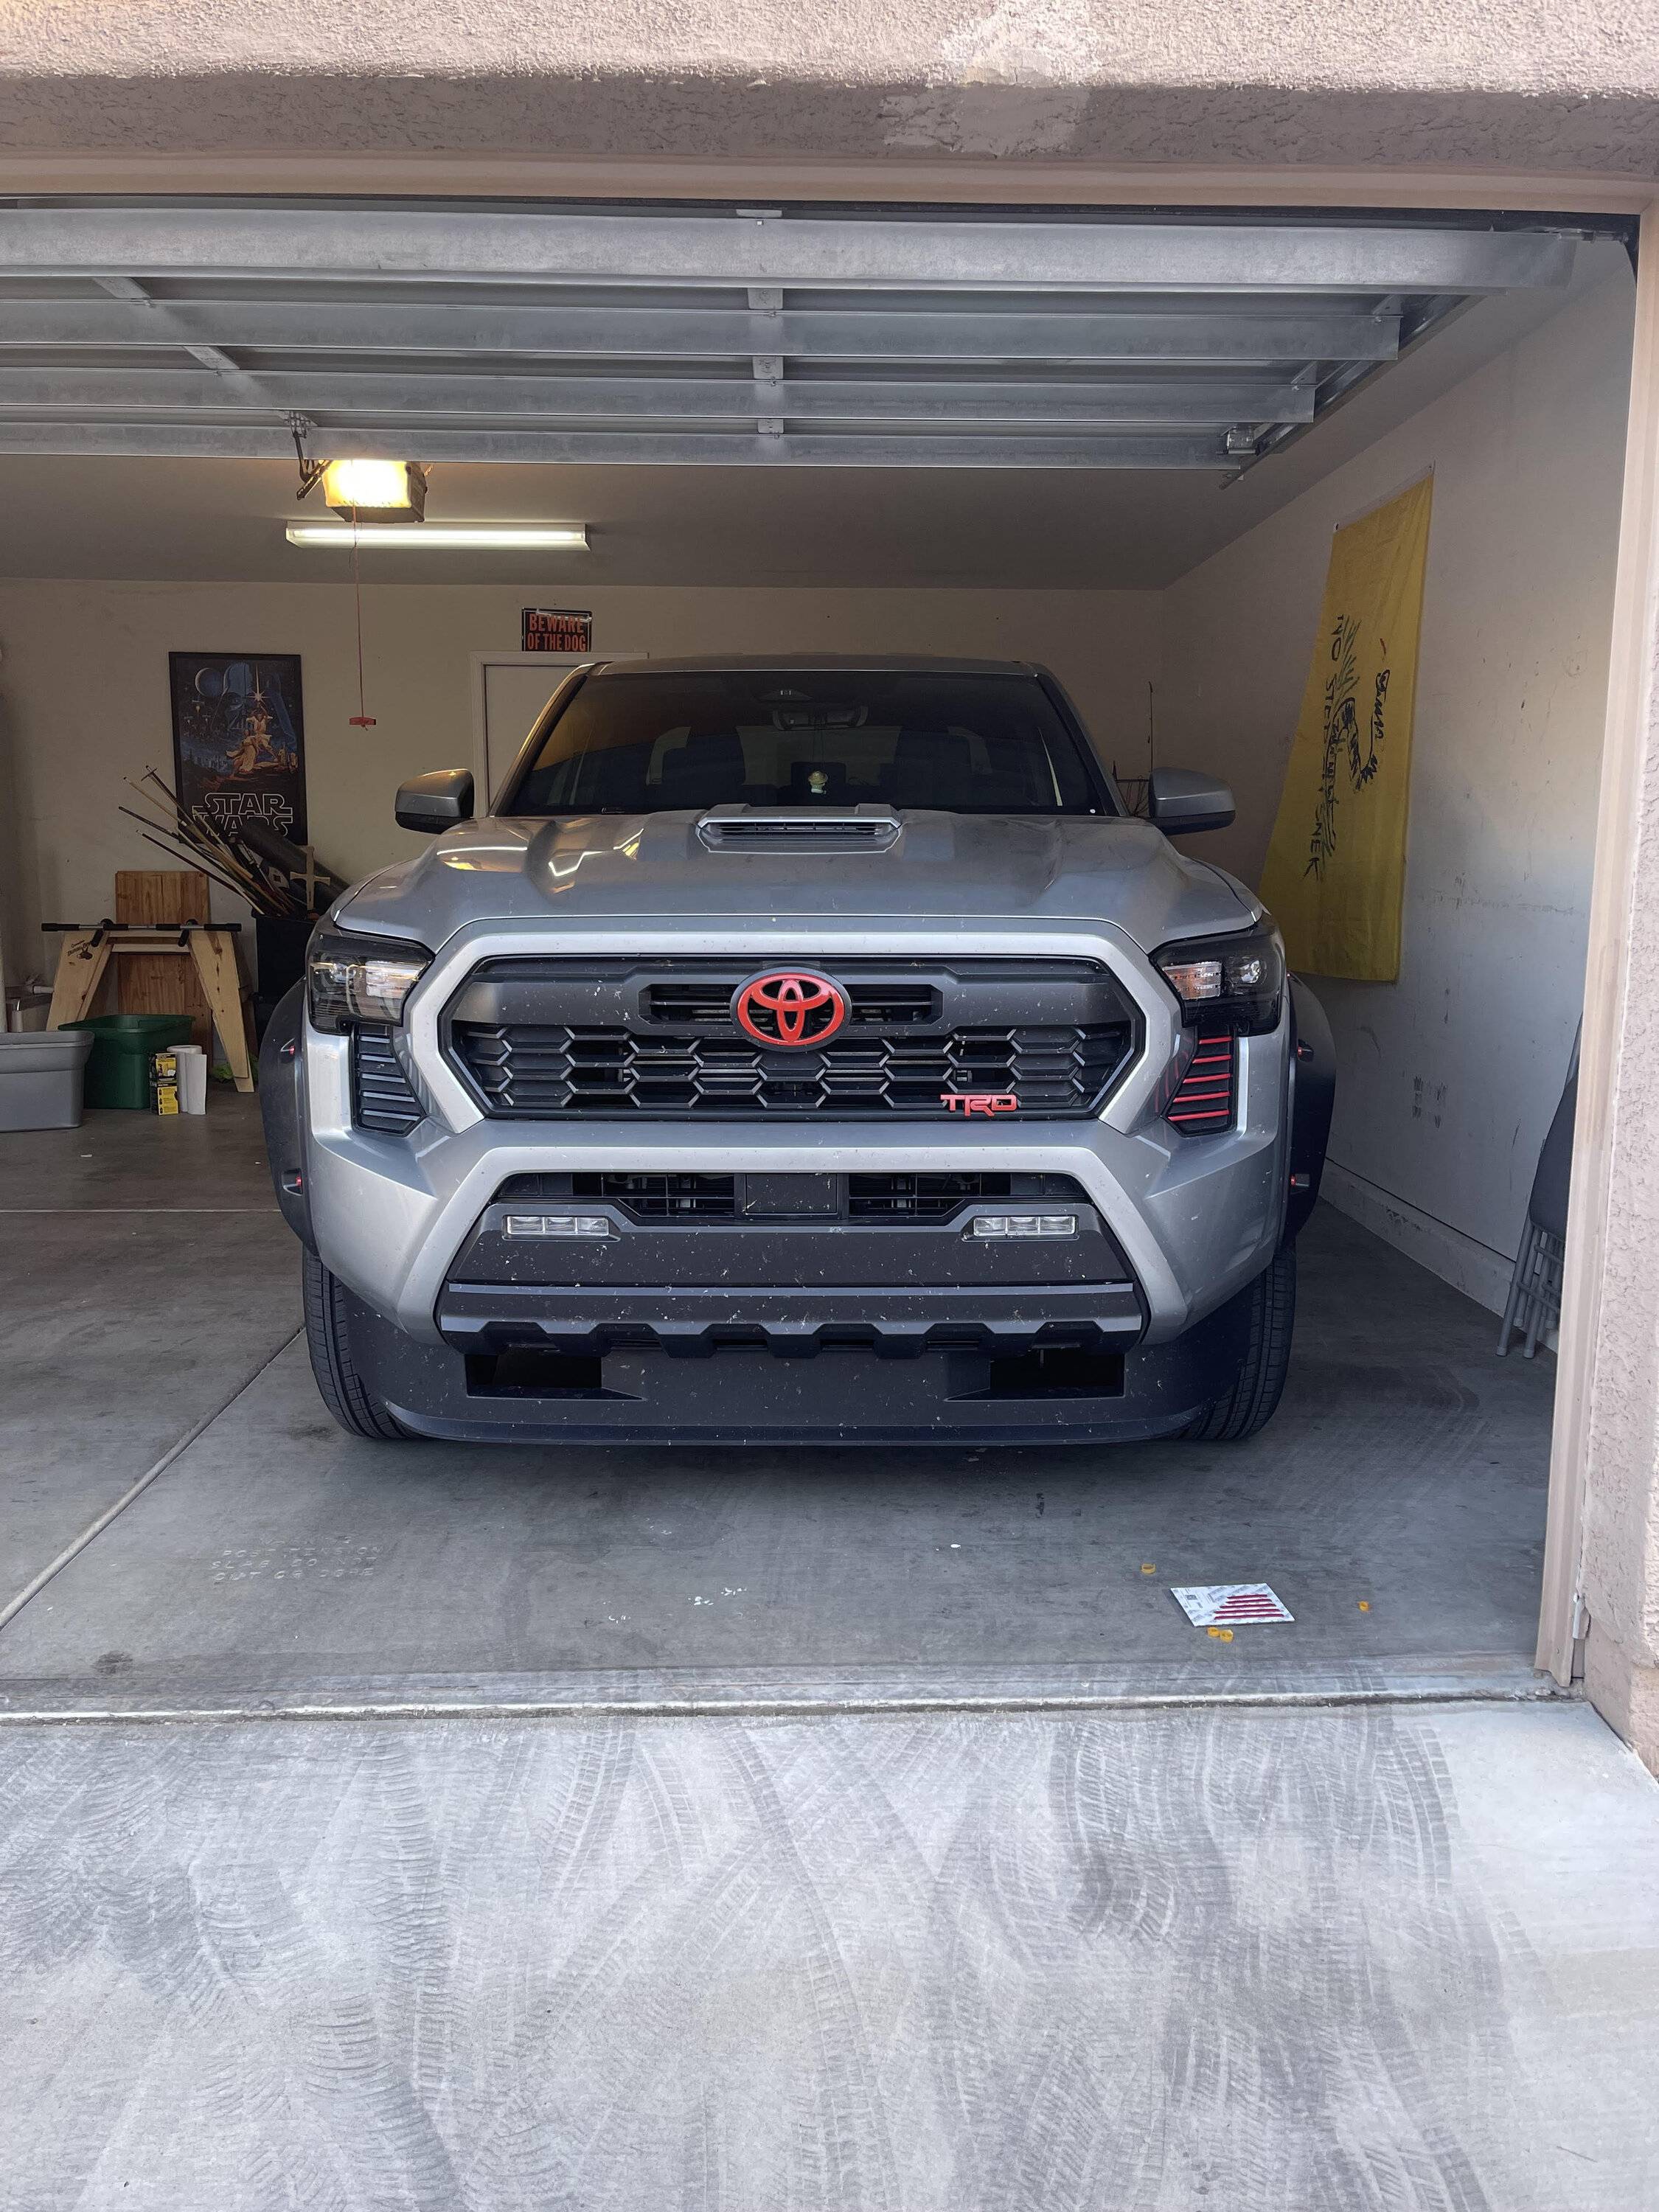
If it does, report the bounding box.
[396,768,474,834]
[1148,766,1235,836]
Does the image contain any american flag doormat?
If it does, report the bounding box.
[1170,1582,1294,1627]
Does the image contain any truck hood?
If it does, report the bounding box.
[338,810,1257,953]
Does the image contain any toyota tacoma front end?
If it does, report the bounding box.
[262,656,1333,1445]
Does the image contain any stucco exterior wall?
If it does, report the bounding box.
[1562,223,1659,1771]
[3,0,1659,176]
[1576,640,1659,1769]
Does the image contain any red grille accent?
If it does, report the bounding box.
[1165,1032,1237,1133]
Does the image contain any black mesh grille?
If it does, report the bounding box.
[573,1172,737,1218]
[846,1172,1086,1219]
[447,955,1136,1121]
[453,1023,1124,1118]
[493,1169,1090,1223]
[645,979,935,1027]
[352,1026,424,1134]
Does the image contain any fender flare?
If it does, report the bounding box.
[258,979,316,1253]
[1284,975,1335,1245]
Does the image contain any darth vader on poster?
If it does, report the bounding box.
[168,652,307,844]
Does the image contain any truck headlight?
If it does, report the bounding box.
[306,928,432,1032]
[1152,921,1284,1036]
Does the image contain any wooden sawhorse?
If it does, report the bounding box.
[46,924,255,1093]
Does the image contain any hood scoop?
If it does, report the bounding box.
[695,803,902,854]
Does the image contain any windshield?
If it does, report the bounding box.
[504,669,1111,816]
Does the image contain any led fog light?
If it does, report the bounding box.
[503,1214,612,1239]
[968,1213,1078,1240]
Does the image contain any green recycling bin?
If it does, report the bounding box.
[62,1013,196,1110]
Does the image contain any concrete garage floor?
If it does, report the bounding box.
[0,1095,298,1596]
[5,1094,1659,2209]
[1,1094,1557,1709]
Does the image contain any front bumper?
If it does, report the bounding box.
[292,919,1291,1361]
[343,1274,1253,1446]
[439,1278,1145,1359]
[305,1093,1284,1349]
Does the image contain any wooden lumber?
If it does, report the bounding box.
[115,869,212,1047]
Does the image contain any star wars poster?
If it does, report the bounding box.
[169,653,307,844]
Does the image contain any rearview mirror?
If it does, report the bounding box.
[396,768,475,834]
[1148,766,1235,836]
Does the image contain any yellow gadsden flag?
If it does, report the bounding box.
[1259,475,1433,981]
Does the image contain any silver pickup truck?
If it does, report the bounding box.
[261,655,1333,1447]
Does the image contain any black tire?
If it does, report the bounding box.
[302,1250,417,1441]
[1180,1245,1296,1442]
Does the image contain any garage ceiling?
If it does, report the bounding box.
[0,201,1585,473]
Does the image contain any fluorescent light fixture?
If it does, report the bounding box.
[287,522,589,550]
[321,456,426,521]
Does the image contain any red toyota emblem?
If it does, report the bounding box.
[733,970,849,1047]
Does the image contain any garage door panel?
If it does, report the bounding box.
[0,204,1586,470]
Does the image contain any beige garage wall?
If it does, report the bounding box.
[1157,267,1635,1310]
[0,581,1159,998]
